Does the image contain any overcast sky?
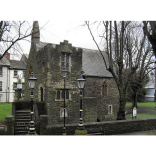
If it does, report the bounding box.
[17,21,103,60]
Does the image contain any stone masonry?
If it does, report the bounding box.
[24,21,120,125]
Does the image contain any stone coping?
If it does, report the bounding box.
[47,117,156,128]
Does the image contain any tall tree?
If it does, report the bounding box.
[86,21,152,120]
[0,21,40,60]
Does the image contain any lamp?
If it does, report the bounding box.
[28,72,37,89]
[77,74,85,89]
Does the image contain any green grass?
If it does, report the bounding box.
[126,102,155,107]
[126,113,156,120]
[0,103,12,121]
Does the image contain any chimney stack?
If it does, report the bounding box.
[4,52,10,62]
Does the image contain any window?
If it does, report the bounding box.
[60,108,68,117]
[61,53,70,72]
[56,90,70,100]
[108,105,113,114]
[13,82,17,89]
[23,71,25,77]
[0,81,2,91]
[0,67,2,77]
[101,82,107,97]
[14,70,18,77]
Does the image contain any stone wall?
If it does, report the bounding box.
[84,76,119,121]
[45,118,156,135]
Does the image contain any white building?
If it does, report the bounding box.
[144,72,155,102]
[0,52,27,102]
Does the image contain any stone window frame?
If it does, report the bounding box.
[0,67,2,77]
[60,108,68,117]
[55,89,71,101]
[0,81,2,91]
[101,81,108,97]
[108,105,113,114]
[14,70,18,77]
[60,53,71,73]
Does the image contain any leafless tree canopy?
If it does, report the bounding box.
[86,21,154,120]
[0,21,38,60]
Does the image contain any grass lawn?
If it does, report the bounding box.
[0,103,12,123]
[125,102,156,120]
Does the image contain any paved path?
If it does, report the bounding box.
[116,130,156,135]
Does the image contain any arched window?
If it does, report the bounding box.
[56,90,70,100]
[101,82,107,97]
[60,108,68,117]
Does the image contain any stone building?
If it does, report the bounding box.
[24,21,119,125]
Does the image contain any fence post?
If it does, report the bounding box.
[40,115,48,135]
[5,116,14,135]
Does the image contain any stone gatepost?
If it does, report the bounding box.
[40,115,48,135]
[5,116,14,135]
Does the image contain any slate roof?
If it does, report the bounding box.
[82,49,113,77]
[10,60,26,70]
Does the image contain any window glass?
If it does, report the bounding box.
[61,90,65,100]
[61,53,65,62]
[0,67,2,77]
[14,70,18,77]
[66,54,69,63]
[66,63,69,72]
[66,91,69,99]
[57,91,60,100]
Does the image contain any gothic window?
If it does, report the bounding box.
[101,82,107,97]
[60,108,68,117]
[56,90,70,100]
[61,53,70,72]
[14,70,18,77]
[0,81,2,91]
[0,67,2,77]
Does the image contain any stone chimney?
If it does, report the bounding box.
[4,52,10,62]
[31,21,40,44]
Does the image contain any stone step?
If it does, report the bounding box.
[16,116,31,119]
[16,119,31,121]
[16,113,31,116]
[16,110,31,113]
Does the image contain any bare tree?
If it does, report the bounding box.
[86,21,152,120]
[0,21,40,60]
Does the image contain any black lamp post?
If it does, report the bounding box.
[77,74,86,130]
[28,72,37,135]
[61,67,68,135]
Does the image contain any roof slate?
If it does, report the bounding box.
[10,60,26,70]
[82,49,112,77]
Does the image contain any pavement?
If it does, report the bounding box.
[116,130,156,135]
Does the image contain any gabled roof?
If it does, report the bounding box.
[10,60,26,70]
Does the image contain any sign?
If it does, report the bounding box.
[133,107,137,116]
[17,84,22,89]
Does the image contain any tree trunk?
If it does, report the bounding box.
[117,96,126,120]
